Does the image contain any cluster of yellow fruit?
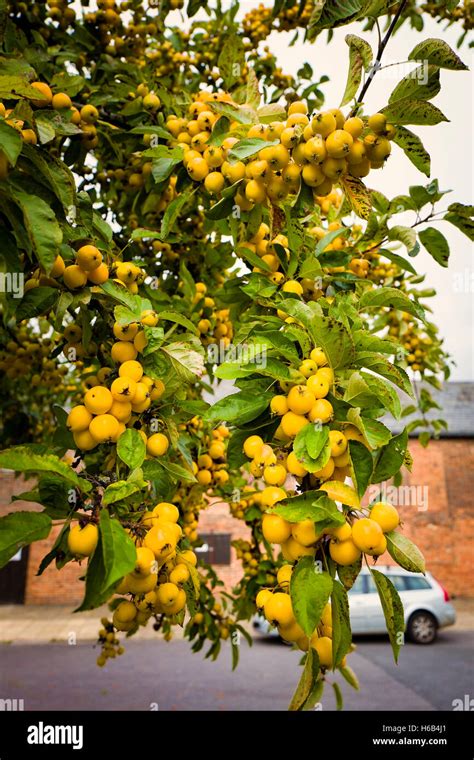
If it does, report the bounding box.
[191,281,234,348]
[61,324,97,366]
[194,424,230,489]
[423,0,473,31]
[388,313,433,374]
[84,0,121,31]
[45,0,76,26]
[257,578,344,665]
[242,1,313,44]
[315,188,343,217]
[66,343,167,453]
[96,617,125,666]
[233,538,275,582]
[18,82,101,148]
[66,503,197,664]
[0,329,65,386]
[328,502,400,565]
[189,601,233,641]
[60,245,109,290]
[229,487,258,520]
[166,93,397,202]
[365,249,400,283]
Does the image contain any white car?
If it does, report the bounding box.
[253,566,456,644]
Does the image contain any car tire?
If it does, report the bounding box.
[407,611,438,644]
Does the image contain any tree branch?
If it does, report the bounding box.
[351,0,409,116]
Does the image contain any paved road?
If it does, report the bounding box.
[0,630,472,711]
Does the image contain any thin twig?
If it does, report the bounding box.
[351,0,409,116]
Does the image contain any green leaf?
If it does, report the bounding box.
[354,354,413,398]
[100,281,142,313]
[408,38,468,70]
[161,341,205,381]
[349,440,373,499]
[36,523,69,576]
[206,114,229,147]
[331,580,352,668]
[370,568,405,663]
[228,138,279,162]
[0,75,51,100]
[282,303,355,370]
[272,491,344,526]
[117,429,146,470]
[380,98,448,126]
[387,225,420,257]
[339,175,372,220]
[257,103,288,123]
[418,228,450,267]
[447,202,474,217]
[99,510,137,590]
[337,556,362,590]
[354,371,402,419]
[339,663,360,690]
[444,212,474,241]
[389,65,440,104]
[75,536,112,612]
[35,111,82,142]
[340,34,373,107]
[7,184,62,272]
[210,101,255,125]
[302,662,324,710]
[0,120,22,165]
[290,557,333,636]
[359,286,424,320]
[288,648,319,711]
[158,459,196,483]
[161,188,192,239]
[332,682,344,710]
[346,409,391,450]
[308,0,364,38]
[15,287,58,321]
[392,126,430,177]
[21,145,76,217]
[158,310,198,335]
[218,33,246,89]
[376,248,417,275]
[0,446,90,492]
[293,424,331,473]
[319,481,360,508]
[0,511,52,569]
[315,227,352,255]
[385,531,425,573]
[150,149,184,184]
[372,429,408,483]
[245,66,261,110]
[205,391,271,424]
[102,481,142,506]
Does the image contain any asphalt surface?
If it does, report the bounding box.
[0,629,472,711]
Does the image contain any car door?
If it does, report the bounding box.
[360,573,389,632]
[347,574,368,633]
[361,573,409,633]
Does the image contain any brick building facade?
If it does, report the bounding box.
[0,383,473,605]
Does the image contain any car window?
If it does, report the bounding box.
[404,576,431,590]
[366,575,407,593]
[348,575,365,594]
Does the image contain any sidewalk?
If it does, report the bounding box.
[0,598,472,644]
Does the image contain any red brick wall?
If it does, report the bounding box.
[1,437,473,604]
[0,471,84,605]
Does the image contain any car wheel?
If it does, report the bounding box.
[407,611,437,644]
